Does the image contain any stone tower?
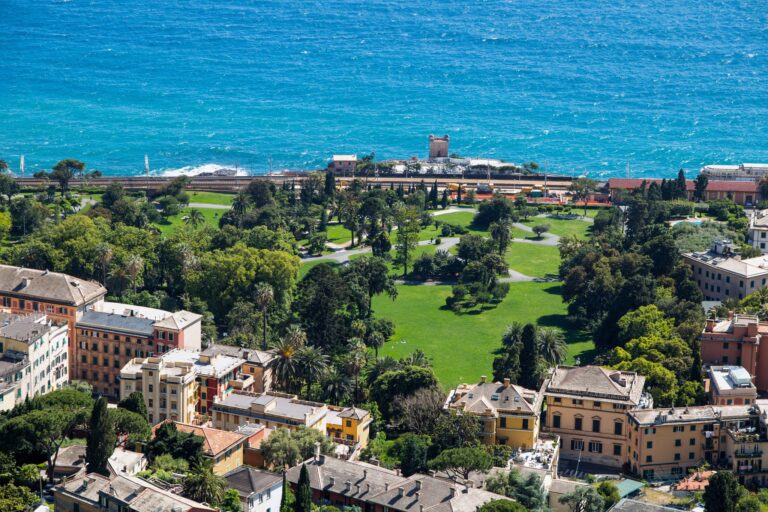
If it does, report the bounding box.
[429,134,450,159]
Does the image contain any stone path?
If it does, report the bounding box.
[187,202,231,209]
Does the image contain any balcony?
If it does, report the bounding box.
[734,450,763,458]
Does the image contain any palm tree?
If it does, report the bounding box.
[321,368,352,405]
[253,282,275,350]
[489,219,513,255]
[183,459,224,505]
[537,327,567,365]
[269,327,306,392]
[400,349,431,368]
[344,339,368,404]
[96,243,113,284]
[295,345,329,398]
[232,191,250,227]
[184,208,205,228]
[364,356,400,388]
[108,267,129,295]
[125,254,144,293]
[364,330,386,358]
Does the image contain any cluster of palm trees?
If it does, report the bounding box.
[182,209,206,228]
[98,246,144,295]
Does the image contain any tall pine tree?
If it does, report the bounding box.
[86,397,116,476]
[295,464,312,512]
[519,324,540,390]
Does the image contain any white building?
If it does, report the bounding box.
[749,210,768,253]
[224,466,283,512]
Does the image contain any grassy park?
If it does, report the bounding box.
[505,243,561,277]
[373,282,595,388]
[186,191,235,205]
[153,207,222,235]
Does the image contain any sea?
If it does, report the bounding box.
[0,0,767,178]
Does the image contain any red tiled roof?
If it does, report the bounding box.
[174,423,246,457]
[608,178,757,193]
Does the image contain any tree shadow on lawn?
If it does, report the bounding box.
[537,313,598,364]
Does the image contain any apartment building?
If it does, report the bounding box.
[701,315,768,392]
[225,466,283,512]
[54,471,217,512]
[0,312,69,410]
[174,422,247,475]
[749,209,768,253]
[445,376,542,449]
[0,265,107,376]
[285,451,509,512]
[202,344,275,393]
[708,366,757,406]
[541,365,652,468]
[75,302,202,398]
[120,355,199,424]
[683,240,768,301]
[608,178,758,205]
[212,391,371,448]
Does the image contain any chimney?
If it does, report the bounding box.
[705,319,716,332]
[345,481,351,492]
[398,488,404,498]
[366,483,371,494]
[416,480,422,491]
[480,375,487,383]
[428,470,436,477]
[21,277,30,288]
[503,378,510,388]
[420,506,425,512]
[314,441,321,461]
[450,487,457,498]
[385,483,390,491]
[363,469,368,479]
[415,492,421,501]
[329,477,335,487]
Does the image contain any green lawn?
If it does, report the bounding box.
[505,243,561,277]
[186,191,235,205]
[326,223,352,245]
[373,282,595,388]
[521,217,591,239]
[153,207,222,235]
[349,243,440,276]
[298,259,341,279]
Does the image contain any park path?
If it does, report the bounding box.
[303,237,461,264]
[187,202,231,209]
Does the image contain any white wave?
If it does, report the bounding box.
[157,164,251,177]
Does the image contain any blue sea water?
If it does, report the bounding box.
[0,0,767,177]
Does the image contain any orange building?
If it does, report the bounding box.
[701,315,768,392]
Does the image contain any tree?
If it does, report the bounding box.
[518,324,540,389]
[558,486,605,512]
[295,345,329,398]
[0,159,7,172]
[144,422,204,464]
[391,386,444,435]
[486,469,547,511]
[595,481,620,509]
[474,196,515,228]
[220,488,243,512]
[52,158,85,193]
[280,473,295,512]
[0,483,39,512]
[126,254,144,293]
[704,471,739,512]
[184,208,206,228]
[296,464,313,512]
[396,434,431,477]
[432,413,481,451]
[183,459,225,505]
[568,178,597,216]
[428,447,492,481]
[489,220,513,255]
[537,327,567,365]
[343,256,398,315]
[253,282,275,350]
[118,391,149,421]
[478,500,526,512]
[261,428,302,469]
[532,223,550,239]
[270,329,305,393]
[394,205,421,277]
[109,408,151,445]
[86,397,116,476]
[694,174,709,202]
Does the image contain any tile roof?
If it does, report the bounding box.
[545,366,646,404]
[224,466,282,499]
[448,380,541,416]
[202,344,276,365]
[154,310,202,330]
[0,265,106,305]
[610,498,681,512]
[608,178,758,193]
[339,407,369,420]
[174,422,246,457]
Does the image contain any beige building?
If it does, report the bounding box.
[541,365,651,468]
[202,344,275,393]
[120,356,199,425]
[446,376,542,449]
[749,209,768,253]
[708,366,757,406]
[330,155,357,174]
[683,240,768,301]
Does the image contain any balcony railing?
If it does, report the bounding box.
[734,450,763,458]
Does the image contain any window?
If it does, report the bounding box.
[81,355,86,363]
[673,426,684,432]
[588,441,602,453]
[553,415,561,428]
[671,467,683,476]
[613,444,622,456]
[675,439,682,447]
[571,439,584,451]
[647,441,653,449]
[646,455,653,463]
[593,401,601,408]
[574,417,582,431]
[573,399,583,405]
[553,397,561,403]
[643,469,654,479]
[689,452,695,460]
[592,419,601,433]
[500,417,507,428]
[674,453,681,461]
[148,384,153,392]
[522,419,529,430]
[690,438,696,446]
[614,422,623,435]
[690,425,696,431]
[346,420,352,427]
[723,343,729,349]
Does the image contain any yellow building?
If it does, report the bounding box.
[446,376,542,449]
[327,406,372,449]
[174,422,246,476]
[542,365,651,468]
[119,356,199,425]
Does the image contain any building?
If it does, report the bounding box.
[428,134,450,159]
[120,348,250,424]
[75,302,202,398]
[609,499,681,512]
[749,210,768,253]
[707,366,757,406]
[174,422,247,475]
[203,344,275,393]
[285,451,510,512]
[330,155,357,175]
[682,241,768,301]
[701,315,768,392]
[701,163,768,182]
[445,376,543,448]
[212,391,371,448]
[54,471,216,512]
[236,423,273,467]
[0,312,69,410]
[627,406,722,480]
[224,466,283,512]
[607,178,758,206]
[541,365,651,468]
[0,265,107,376]
[120,356,199,424]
